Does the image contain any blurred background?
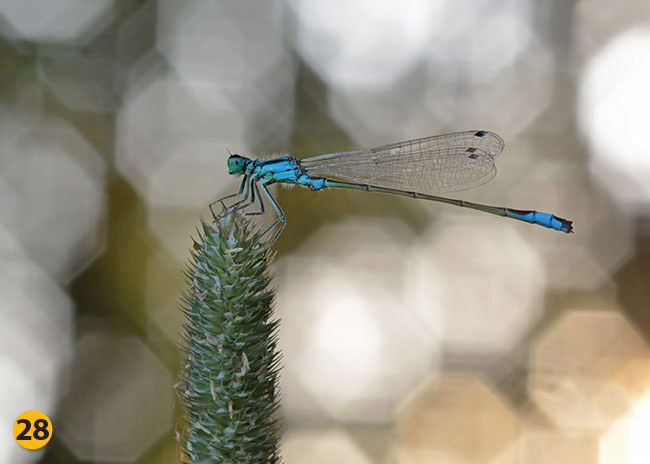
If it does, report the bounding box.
[1,0,650,462]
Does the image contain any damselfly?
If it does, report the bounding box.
[212,130,573,243]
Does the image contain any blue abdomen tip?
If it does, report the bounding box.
[507,209,574,233]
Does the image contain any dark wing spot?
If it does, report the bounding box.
[466,147,479,159]
[474,130,488,137]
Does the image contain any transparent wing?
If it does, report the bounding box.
[300,130,505,195]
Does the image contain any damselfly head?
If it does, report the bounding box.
[227,154,248,175]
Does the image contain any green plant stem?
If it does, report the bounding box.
[178,212,281,463]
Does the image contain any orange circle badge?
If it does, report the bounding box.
[13,410,53,449]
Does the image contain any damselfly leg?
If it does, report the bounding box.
[211,175,264,220]
[210,176,249,219]
[244,182,265,217]
[258,181,286,244]
[211,176,285,244]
